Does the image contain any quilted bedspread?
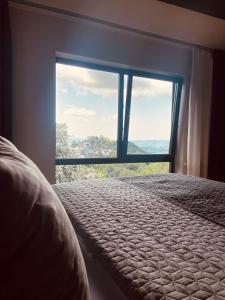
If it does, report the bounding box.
[53,174,225,300]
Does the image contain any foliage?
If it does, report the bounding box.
[56,123,169,183]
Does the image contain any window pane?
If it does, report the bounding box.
[127,77,173,154]
[56,63,118,159]
[56,162,169,183]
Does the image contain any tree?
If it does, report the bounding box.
[56,123,70,158]
[56,123,80,182]
[56,123,169,183]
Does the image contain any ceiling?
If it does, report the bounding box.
[158,0,225,20]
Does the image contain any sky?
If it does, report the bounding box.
[56,63,173,141]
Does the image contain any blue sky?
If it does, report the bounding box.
[56,63,173,140]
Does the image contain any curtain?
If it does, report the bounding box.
[208,50,225,182]
[175,48,213,178]
[0,0,12,139]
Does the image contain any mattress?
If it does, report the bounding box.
[53,174,225,300]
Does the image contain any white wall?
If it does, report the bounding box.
[17,0,225,49]
[10,5,192,183]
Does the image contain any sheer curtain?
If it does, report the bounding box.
[175,48,213,178]
[0,0,12,139]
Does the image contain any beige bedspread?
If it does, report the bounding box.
[53,174,225,300]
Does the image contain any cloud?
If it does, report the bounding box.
[56,105,117,139]
[63,107,96,117]
[62,88,68,94]
[132,77,172,99]
[56,63,117,99]
[56,63,172,101]
[100,114,118,122]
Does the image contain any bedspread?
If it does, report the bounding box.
[53,174,225,300]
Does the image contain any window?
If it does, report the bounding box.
[56,64,118,159]
[127,77,173,155]
[56,59,182,183]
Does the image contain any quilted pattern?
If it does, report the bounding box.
[120,174,225,227]
[53,174,225,300]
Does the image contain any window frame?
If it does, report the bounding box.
[55,57,183,171]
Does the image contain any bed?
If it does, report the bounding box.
[53,174,225,300]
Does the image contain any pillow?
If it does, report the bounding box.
[0,137,89,300]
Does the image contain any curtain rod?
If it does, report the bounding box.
[9,0,211,51]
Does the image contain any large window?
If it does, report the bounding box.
[56,59,182,183]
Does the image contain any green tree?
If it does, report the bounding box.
[56,123,169,183]
[56,123,70,158]
[56,123,79,182]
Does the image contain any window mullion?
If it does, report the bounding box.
[122,75,133,156]
[117,74,124,159]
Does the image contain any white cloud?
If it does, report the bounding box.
[56,105,97,127]
[100,114,118,122]
[132,77,172,99]
[63,107,96,117]
[56,63,117,99]
[56,104,119,139]
[62,88,68,94]
[56,63,172,101]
